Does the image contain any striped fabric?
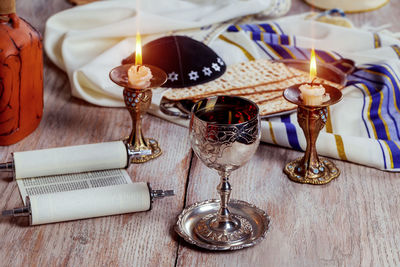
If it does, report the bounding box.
[215,19,400,171]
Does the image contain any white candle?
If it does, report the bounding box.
[299,48,330,105]
[299,83,329,105]
[127,65,152,88]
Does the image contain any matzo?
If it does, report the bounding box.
[191,75,310,100]
[243,91,282,104]
[258,96,297,116]
[163,59,294,101]
[162,59,344,117]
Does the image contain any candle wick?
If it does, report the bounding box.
[311,77,317,86]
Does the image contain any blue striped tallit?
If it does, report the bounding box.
[217,21,400,171]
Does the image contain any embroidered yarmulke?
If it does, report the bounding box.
[122,35,226,88]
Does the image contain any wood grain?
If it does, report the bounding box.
[0,0,399,266]
[0,1,191,266]
[176,1,400,267]
[176,146,400,267]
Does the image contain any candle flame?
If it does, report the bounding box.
[135,32,142,65]
[309,48,317,81]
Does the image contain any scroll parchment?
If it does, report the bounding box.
[29,182,150,225]
[13,141,128,179]
[17,169,132,205]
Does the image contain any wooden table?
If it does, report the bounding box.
[1,1,400,266]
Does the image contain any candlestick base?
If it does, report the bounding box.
[284,157,339,185]
[126,138,162,164]
[194,213,252,244]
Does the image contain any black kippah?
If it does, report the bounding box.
[123,35,226,88]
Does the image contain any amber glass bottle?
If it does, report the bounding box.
[0,0,43,145]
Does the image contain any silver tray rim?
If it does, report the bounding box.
[175,199,271,251]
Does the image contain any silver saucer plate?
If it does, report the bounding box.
[175,199,270,250]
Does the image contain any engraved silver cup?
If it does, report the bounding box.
[179,95,269,249]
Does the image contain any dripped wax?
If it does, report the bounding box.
[299,83,330,106]
[127,65,152,88]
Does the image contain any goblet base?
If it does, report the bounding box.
[194,213,252,244]
[175,199,270,250]
[126,138,162,164]
[284,157,340,185]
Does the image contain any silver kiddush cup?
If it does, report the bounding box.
[175,95,270,250]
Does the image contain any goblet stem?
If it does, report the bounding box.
[216,171,232,224]
[194,169,255,244]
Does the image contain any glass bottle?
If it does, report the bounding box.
[0,0,43,145]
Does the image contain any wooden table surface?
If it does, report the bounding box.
[1,0,400,266]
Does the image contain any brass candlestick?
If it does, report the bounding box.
[110,64,167,163]
[283,84,343,185]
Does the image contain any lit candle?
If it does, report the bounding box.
[127,32,153,88]
[299,48,329,105]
